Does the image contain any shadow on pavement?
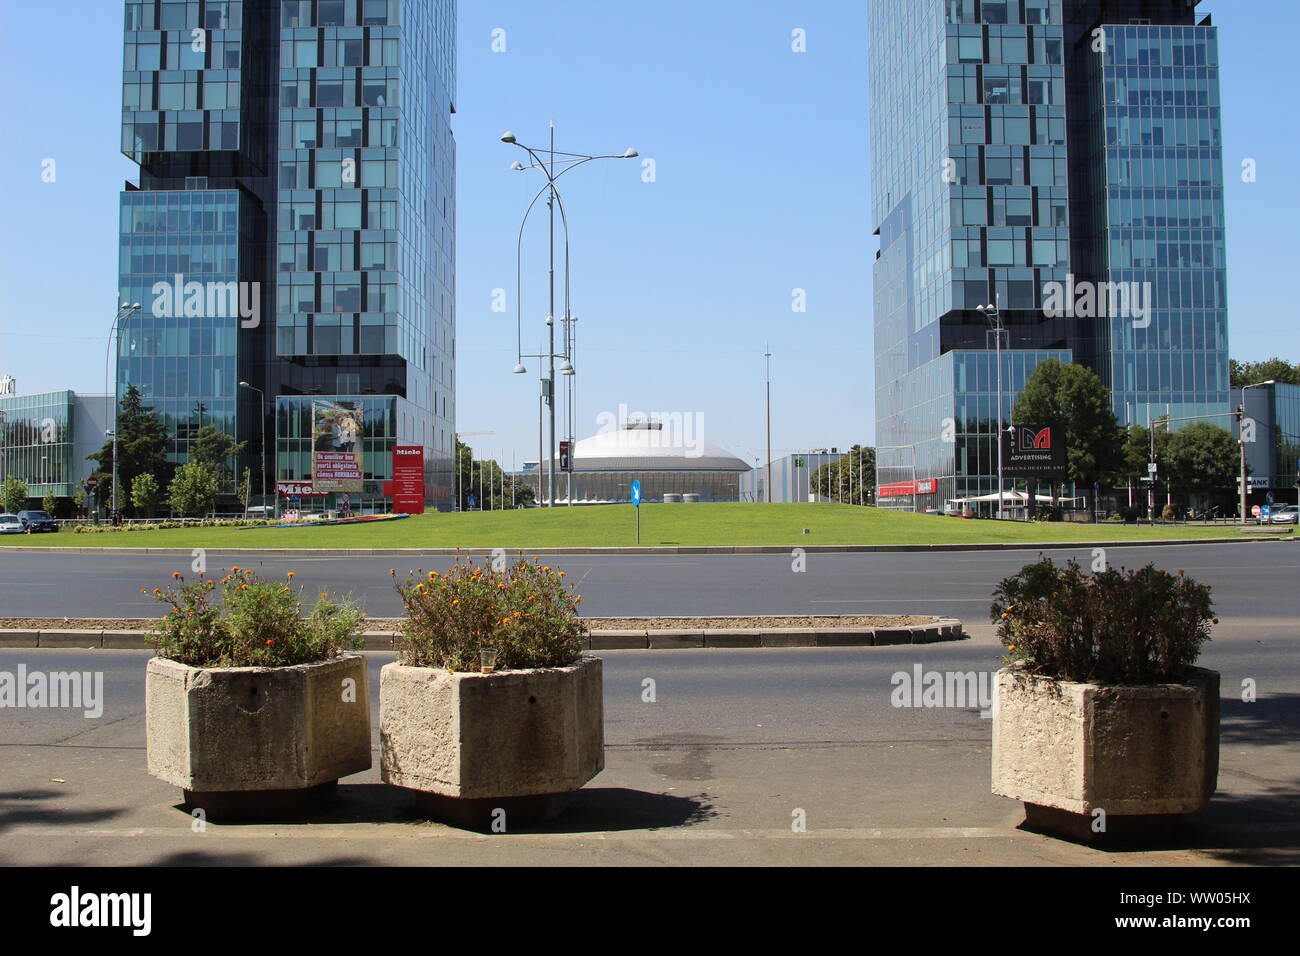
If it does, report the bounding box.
[0,789,126,834]
[522,787,718,834]
[162,783,718,835]
[1221,693,1300,747]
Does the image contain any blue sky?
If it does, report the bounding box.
[1,1,1296,468]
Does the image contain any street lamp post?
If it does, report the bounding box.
[977,301,1007,519]
[238,382,267,515]
[106,301,141,517]
[503,127,636,507]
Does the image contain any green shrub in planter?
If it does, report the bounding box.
[991,557,1215,683]
[145,567,365,667]
[392,558,586,671]
[989,557,1220,841]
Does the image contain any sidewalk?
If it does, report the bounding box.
[1,644,1296,866]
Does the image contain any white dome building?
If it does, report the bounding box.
[541,422,751,503]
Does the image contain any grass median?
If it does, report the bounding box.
[0,502,1259,550]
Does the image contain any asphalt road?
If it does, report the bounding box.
[1,643,1296,866]
[2,542,1298,629]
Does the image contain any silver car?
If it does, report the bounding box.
[1269,505,1299,525]
[0,514,23,534]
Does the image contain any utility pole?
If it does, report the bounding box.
[765,344,772,503]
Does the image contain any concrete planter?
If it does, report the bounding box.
[991,664,1219,843]
[380,656,603,828]
[146,654,371,818]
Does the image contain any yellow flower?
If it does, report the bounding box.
[452,599,460,605]
[320,592,329,598]
[287,572,296,579]
[1008,644,1016,651]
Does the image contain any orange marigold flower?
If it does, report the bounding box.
[172,571,182,579]
[266,639,274,645]
[320,592,328,598]
[287,571,296,578]
[231,566,241,572]
[140,588,148,594]
[152,588,161,595]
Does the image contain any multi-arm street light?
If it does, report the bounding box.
[503,126,636,507]
[238,381,267,515]
[106,301,141,517]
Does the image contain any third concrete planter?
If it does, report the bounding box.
[380,656,603,828]
[991,664,1220,843]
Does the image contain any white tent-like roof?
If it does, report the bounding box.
[948,491,1085,504]
[547,422,750,473]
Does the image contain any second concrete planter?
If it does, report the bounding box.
[991,664,1220,843]
[380,656,604,828]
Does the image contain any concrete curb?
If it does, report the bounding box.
[0,618,966,651]
[0,536,1286,557]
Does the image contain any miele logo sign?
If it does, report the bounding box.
[394,448,420,456]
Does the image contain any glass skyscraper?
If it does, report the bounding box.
[869,0,1228,510]
[117,0,456,510]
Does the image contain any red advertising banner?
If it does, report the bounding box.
[878,479,937,498]
[386,446,425,514]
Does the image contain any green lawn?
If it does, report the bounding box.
[0,503,1256,550]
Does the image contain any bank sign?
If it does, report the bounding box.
[1001,424,1068,479]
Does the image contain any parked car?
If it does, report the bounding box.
[16,510,59,533]
[0,514,24,534]
[1268,505,1299,525]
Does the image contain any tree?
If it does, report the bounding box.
[131,473,163,518]
[1164,422,1240,502]
[1118,424,1172,487]
[1230,357,1300,389]
[811,446,875,503]
[42,491,57,515]
[2,476,28,514]
[1012,359,1124,489]
[72,487,86,517]
[456,439,534,509]
[192,424,246,484]
[168,461,219,517]
[237,467,253,513]
[89,384,170,513]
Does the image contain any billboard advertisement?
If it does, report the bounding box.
[388,446,425,514]
[312,400,364,492]
[1001,424,1068,479]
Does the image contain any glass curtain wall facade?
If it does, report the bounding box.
[117,0,456,511]
[1083,21,1230,428]
[0,392,75,499]
[870,0,1228,511]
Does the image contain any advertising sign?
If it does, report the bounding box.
[389,446,425,515]
[276,481,325,498]
[877,479,936,498]
[312,400,364,492]
[559,440,573,473]
[1001,424,1068,479]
